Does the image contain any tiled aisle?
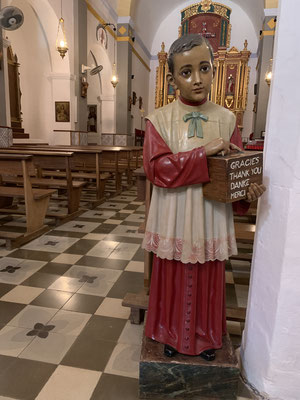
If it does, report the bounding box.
[0,187,254,399]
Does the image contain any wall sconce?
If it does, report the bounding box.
[265,58,273,86]
[111,62,118,88]
[56,0,68,59]
[265,17,276,86]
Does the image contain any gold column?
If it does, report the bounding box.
[155,43,168,109]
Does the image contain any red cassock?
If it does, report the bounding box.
[143,119,248,356]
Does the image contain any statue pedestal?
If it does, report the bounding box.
[139,333,239,399]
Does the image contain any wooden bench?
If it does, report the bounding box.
[13,145,112,201]
[55,146,130,192]
[122,293,247,325]
[0,149,86,217]
[48,145,142,192]
[99,146,143,187]
[0,154,56,248]
[234,222,255,243]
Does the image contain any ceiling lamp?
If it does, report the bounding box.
[56,0,68,59]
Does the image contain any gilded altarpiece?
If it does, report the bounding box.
[155,0,251,131]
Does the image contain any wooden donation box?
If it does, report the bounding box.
[203,151,263,203]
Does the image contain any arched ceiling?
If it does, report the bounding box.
[130,0,265,54]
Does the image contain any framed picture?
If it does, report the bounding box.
[55,101,70,122]
[87,104,97,132]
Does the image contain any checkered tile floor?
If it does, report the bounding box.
[0,186,255,399]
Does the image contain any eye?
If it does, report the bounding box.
[200,65,211,73]
[180,69,191,77]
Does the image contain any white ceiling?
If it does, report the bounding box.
[131,0,265,54]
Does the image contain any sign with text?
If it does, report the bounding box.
[203,151,263,203]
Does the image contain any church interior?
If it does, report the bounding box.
[0,0,299,399]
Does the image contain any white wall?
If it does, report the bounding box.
[148,0,259,138]
[87,0,151,137]
[87,0,117,136]
[3,0,52,140]
[241,0,300,398]
[2,0,74,144]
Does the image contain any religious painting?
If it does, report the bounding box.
[87,104,97,132]
[55,101,70,122]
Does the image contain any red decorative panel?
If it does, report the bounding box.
[188,14,224,52]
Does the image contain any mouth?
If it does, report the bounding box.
[193,88,204,93]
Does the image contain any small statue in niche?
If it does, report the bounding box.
[225,74,235,109]
[128,96,132,111]
[132,91,137,105]
[87,106,97,132]
[81,76,89,98]
[227,74,234,95]
[139,96,143,109]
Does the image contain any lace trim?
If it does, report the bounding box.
[142,231,237,264]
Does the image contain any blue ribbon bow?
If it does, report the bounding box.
[183,112,208,139]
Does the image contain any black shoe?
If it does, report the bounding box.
[164,344,178,357]
[200,349,216,361]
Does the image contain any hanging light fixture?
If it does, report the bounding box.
[56,0,68,59]
[110,24,118,88]
[111,61,118,88]
[265,17,276,86]
[101,23,118,88]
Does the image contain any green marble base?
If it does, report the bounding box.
[139,333,239,399]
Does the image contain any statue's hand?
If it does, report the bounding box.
[245,183,266,203]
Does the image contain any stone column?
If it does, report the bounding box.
[241,1,300,399]
[0,37,11,126]
[74,0,87,131]
[116,22,133,135]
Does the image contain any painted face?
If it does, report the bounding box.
[169,44,214,103]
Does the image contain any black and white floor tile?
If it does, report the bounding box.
[0,185,255,399]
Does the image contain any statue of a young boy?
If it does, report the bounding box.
[142,34,265,361]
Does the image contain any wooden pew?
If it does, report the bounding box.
[13,145,112,200]
[0,149,86,217]
[14,145,127,195]
[77,145,143,189]
[52,145,134,191]
[0,154,56,248]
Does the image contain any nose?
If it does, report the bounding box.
[193,70,202,85]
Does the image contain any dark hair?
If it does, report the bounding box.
[167,34,214,74]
